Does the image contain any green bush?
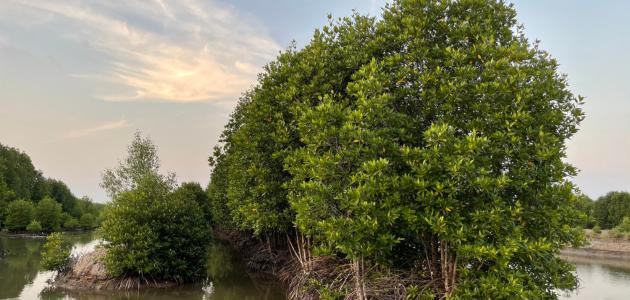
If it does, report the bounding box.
[34,197,63,231]
[100,134,210,282]
[26,220,42,232]
[79,213,96,229]
[41,232,71,271]
[592,225,602,234]
[63,217,80,230]
[609,230,624,239]
[5,200,34,231]
[613,217,630,234]
[592,191,630,229]
[209,0,585,297]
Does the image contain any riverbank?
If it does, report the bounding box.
[51,230,286,293]
[53,247,179,291]
[561,230,630,259]
[0,229,93,238]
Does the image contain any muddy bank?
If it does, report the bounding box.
[0,230,93,239]
[561,236,630,260]
[0,232,47,238]
[53,248,177,291]
[53,231,287,292]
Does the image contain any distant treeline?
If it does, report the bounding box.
[0,143,103,232]
[575,191,630,230]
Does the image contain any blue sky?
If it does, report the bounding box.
[0,0,627,201]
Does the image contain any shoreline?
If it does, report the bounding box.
[562,233,630,260]
[51,229,286,292]
[560,247,630,260]
[0,230,93,238]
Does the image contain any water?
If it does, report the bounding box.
[4,234,630,300]
[560,255,630,300]
[0,233,284,300]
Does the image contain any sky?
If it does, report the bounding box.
[0,0,627,202]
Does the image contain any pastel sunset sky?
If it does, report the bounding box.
[0,0,627,202]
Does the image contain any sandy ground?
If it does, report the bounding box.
[561,231,630,259]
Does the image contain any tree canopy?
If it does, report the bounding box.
[208,0,585,298]
[0,142,104,231]
[592,191,630,229]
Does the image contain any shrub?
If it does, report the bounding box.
[79,213,96,229]
[26,220,42,232]
[609,230,624,239]
[41,232,72,271]
[63,217,80,230]
[101,176,209,282]
[613,217,630,234]
[34,197,63,231]
[592,191,630,229]
[5,200,34,231]
[100,134,210,282]
[592,225,602,234]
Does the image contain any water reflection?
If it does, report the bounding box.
[0,233,284,300]
[561,255,630,300]
[0,235,45,299]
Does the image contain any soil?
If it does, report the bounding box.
[561,232,630,259]
[53,248,177,290]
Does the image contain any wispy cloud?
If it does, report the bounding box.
[64,120,130,139]
[2,0,281,102]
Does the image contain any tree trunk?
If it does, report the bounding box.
[439,240,457,296]
[353,257,367,300]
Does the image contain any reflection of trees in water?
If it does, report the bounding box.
[0,236,45,299]
[205,241,284,300]
[562,255,630,274]
[206,242,235,280]
[1,236,284,300]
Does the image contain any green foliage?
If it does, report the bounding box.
[46,180,76,216]
[0,143,44,201]
[79,213,96,229]
[177,182,212,225]
[592,191,630,229]
[41,232,71,271]
[34,197,63,231]
[573,193,595,228]
[592,225,602,234]
[613,217,630,234]
[5,200,34,231]
[64,217,80,230]
[207,147,235,229]
[209,0,585,297]
[26,220,42,232]
[100,134,210,282]
[101,132,174,198]
[0,143,104,231]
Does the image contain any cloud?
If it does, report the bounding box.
[64,120,130,139]
[2,0,281,102]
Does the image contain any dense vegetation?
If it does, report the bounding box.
[571,191,630,231]
[0,143,103,232]
[207,0,585,298]
[99,133,211,282]
[41,232,72,272]
[592,191,630,229]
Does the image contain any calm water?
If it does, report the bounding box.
[3,234,630,300]
[0,233,284,300]
[560,255,630,300]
